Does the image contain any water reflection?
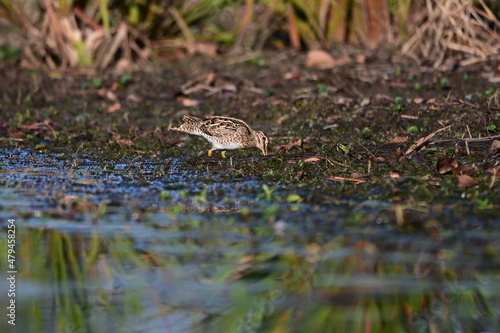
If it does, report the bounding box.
[0,149,499,332]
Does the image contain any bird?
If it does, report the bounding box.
[171,115,269,157]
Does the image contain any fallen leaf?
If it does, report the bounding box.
[98,88,118,102]
[22,120,57,139]
[273,139,302,151]
[268,79,283,87]
[372,157,386,163]
[204,71,215,85]
[486,167,500,176]
[180,97,200,107]
[391,82,408,89]
[304,157,320,163]
[355,54,367,63]
[252,98,285,107]
[452,164,473,175]
[388,170,404,179]
[186,41,218,57]
[437,156,458,174]
[109,132,133,146]
[182,83,205,95]
[360,97,370,106]
[332,96,353,105]
[374,94,394,101]
[413,97,424,104]
[107,102,121,113]
[457,174,475,187]
[305,50,349,69]
[386,136,407,144]
[284,71,301,80]
[218,83,237,93]
[127,93,142,103]
[489,140,500,156]
[115,58,131,73]
[275,115,287,125]
[350,172,363,179]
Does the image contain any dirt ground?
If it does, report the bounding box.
[1,49,499,180]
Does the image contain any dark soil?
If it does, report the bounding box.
[1,50,499,180]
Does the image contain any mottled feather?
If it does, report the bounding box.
[171,115,269,156]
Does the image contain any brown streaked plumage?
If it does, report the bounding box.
[171,115,269,157]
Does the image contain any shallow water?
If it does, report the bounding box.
[1,148,499,333]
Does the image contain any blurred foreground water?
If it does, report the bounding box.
[1,148,499,333]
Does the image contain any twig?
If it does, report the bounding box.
[324,176,366,183]
[405,124,452,155]
[0,138,24,141]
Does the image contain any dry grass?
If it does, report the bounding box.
[402,0,500,69]
[1,0,152,73]
[2,0,500,71]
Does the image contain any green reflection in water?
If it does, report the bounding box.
[1,224,498,333]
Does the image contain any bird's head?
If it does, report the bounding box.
[254,131,270,156]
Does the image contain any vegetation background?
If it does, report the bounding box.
[1,0,499,71]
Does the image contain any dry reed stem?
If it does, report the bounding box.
[9,0,151,72]
[402,0,500,69]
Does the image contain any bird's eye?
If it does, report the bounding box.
[263,137,267,141]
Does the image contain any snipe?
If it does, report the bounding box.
[172,115,269,157]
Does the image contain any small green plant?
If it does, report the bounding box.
[194,190,208,204]
[0,44,20,60]
[476,197,492,210]
[287,194,302,203]
[439,78,450,90]
[118,74,132,90]
[407,126,418,135]
[338,143,349,154]
[257,184,277,202]
[249,55,268,67]
[486,88,495,97]
[265,88,274,97]
[317,83,328,96]
[414,83,422,92]
[91,77,102,88]
[487,125,496,132]
[392,97,405,111]
[361,127,371,137]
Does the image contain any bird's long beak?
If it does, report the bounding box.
[262,147,268,156]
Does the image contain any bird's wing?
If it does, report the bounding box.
[200,117,251,137]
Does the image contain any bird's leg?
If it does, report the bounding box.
[208,149,213,157]
[221,151,226,158]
